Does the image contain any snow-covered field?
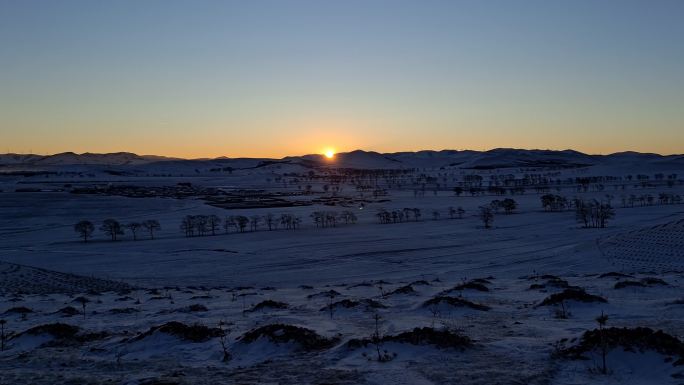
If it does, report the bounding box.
[1,149,683,384]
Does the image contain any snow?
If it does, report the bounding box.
[0,149,683,383]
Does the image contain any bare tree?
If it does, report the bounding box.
[265,213,276,230]
[207,214,221,236]
[195,215,209,236]
[217,320,232,362]
[596,311,609,374]
[370,313,393,362]
[500,198,518,214]
[250,215,261,231]
[141,219,161,239]
[181,215,196,237]
[339,210,357,224]
[125,222,141,240]
[74,220,95,242]
[575,200,615,228]
[0,319,7,351]
[74,296,90,319]
[101,219,124,241]
[478,206,494,229]
[236,216,249,232]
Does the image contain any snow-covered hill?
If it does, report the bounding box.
[1,149,683,175]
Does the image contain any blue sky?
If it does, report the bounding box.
[1,0,683,157]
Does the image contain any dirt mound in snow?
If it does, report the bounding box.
[614,277,669,289]
[561,327,684,364]
[247,300,289,312]
[348,327,472,350]
[320,298,386,312]
[11,323,108,347]
[423,296,490,311]
[239,324,339,351]
[131,321,223,343]
[537,288,607,307]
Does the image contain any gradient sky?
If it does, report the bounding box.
[1,0,683,158]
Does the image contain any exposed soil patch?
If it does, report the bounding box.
[423,296,490,311]
[131,321,223,343]
[560,327,684,365]
[348,327,472,350]
[614,277,669,289]
[307,290,341,299]
[320,298,386,312]
[537,289,606,307]
[386,285,416,296]
[239,324,339,351]
[247,300,289,312]
[599,272,635,279]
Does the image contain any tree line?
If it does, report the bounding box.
[539,195,617,228]
[575,200,615,228]
[178,211,360,237]
[73,219,160,242]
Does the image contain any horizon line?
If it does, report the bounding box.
[2,147,682,160]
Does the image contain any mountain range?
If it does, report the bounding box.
[1,149,682,173]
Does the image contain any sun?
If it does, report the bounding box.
[324,149,335,159]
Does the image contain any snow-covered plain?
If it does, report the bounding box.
[1,149,683,384]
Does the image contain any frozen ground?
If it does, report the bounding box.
[1,153,684,384]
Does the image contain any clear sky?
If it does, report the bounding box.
[1,0,683,158]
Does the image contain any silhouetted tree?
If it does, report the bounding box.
[0,319,6,351]
[74,296,90,319]
[74,220,95,243]
[101,219,124,241]
[208,214,221,236]
[575,200,615,228]
[412,208,421,221]
[250,215,261,231]
[141,219,161,239]
[195,215,209,236]
[125,222,141,240]
[500,198,518,214]
[224,216,237,233]
[217,320,232,362]
[265,213,276,230]
[181,215,195,237]
[339,210,357,224]
[478,207,494,229]
[596,311,609,374]
[236,216,249,232]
